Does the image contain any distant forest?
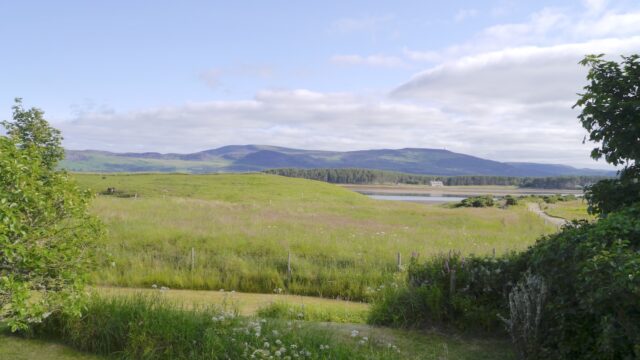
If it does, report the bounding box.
[264,168,613,189]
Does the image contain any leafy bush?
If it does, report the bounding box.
[369,253,526,332]
[457,195,495,208]
[505,195,518,206]
[0,100,103,331]
[518,205,640,359]
[372,206,640,359]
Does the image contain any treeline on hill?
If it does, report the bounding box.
[264,168,610,189]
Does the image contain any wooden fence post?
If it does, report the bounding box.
[191,247,195,272]
[397,252,402,271]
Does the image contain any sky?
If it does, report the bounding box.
[1,0,639,169]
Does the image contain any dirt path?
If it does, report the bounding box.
[527,202,568,227]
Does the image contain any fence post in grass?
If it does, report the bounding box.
[492,248,496,258]
[397,252,402,271]
[191,247,195,272]
[450,269,456,297]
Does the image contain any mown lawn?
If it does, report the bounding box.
[75,173,556,300]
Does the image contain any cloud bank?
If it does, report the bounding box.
[58,2,640,169]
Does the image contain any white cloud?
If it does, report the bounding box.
[57,2,640,169]
[330,54,407,68]
[583,0,608,14]
[59,90,455,154]
[57,86,609,168]
[402,48,441,63]
[384,2,640,168]
[454,9,479,22]
[394,37,640,105]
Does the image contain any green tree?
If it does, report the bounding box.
[574,54,640,215]
[0,100,102,331]
[1,98,64,170]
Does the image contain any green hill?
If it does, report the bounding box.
[63,145,615,177]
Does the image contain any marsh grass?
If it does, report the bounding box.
[75,173,556,300]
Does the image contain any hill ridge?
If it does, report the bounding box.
[62,145,615,177]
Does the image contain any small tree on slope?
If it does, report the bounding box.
[0,99,103,331]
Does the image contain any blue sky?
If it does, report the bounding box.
[1,0,639,168]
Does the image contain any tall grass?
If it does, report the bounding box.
[32,295,401,359]
[75,173,556,300]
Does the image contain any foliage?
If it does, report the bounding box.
[32,295,402,360]
[457,195,495,208]
[584,178,640,215]
[505,195,518,206]
[266,168,610,189]
[0,102,102,331]
[575,54,640,216]
[519,176,606,189]
[374,206,640,359]
[518,206,640,359]
[369,253,527,332]
[1,98,64,170]
[575,54,640,170]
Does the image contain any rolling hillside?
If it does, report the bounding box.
[62,145,614,177]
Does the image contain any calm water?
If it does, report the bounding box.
[366,194,467,203]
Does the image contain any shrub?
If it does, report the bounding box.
[1,100,103,331]
[373,206,640,359]
[369,253,526,332]
[457,195,495,208]
[518,205,640,359]
[505,195,518,206]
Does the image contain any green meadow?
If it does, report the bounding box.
[74,173,556,300]
[540,199,595,221]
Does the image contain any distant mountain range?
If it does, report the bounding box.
[61,145,616,177]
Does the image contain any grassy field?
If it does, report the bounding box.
[74,173,556,300]
[540,199,595,221]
